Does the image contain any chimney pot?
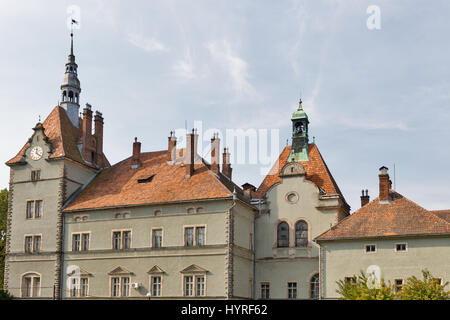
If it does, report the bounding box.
[360,189,370,207]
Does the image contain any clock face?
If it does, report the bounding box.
[30,146,43,161]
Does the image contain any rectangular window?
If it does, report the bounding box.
[196,227,205,246]
[185,227,194,246]
[152,229,162,248]
[123,231,131,249]
[72,234,81,252]
[396,243,407,252]
[111,277,120,297]
[113,232,121,250]
[32,277,40,297]
[260,282,270,299]
[82,233,90,251]
[23,277,32,297]
[395,279,403,293]
[31,170,41,181]
[151,276,161,297]
[184,276,193,296]
[365,244,376,253]
[33,235,41,253]
[25,236,33,253]
[26,201,34,219]
[121,277,130,297]
[70,278,78,297]
[80,278,89,297]
[196,276,205,296]
[287,282,297,299]
[34,200,42,218]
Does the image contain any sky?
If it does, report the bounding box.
[0,0,449,212]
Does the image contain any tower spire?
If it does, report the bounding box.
[60,25,81,127]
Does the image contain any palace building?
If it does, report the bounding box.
[4,32,449,299]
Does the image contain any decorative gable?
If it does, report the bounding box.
[279,162,305,178]
[67,267,93,277]
[147,265,165,274]
[180,264,208,274]
[108,266,134,275]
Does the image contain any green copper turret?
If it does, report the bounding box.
[289,99,309,162]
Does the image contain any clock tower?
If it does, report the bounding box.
[289,99,309,162]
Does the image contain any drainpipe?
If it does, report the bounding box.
[252,197,264,299]
[225,190,237,299]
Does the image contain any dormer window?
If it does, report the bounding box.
[137,175,154,184]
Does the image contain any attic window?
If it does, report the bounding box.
[319,188,326,195]
[137,174,155,184]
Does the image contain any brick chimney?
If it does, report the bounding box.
[222,147,232,180]
[168,131,177,162]
[360,189,370,207]
[379,166,390,203]
[81,104,94,163]
[185,129,197,177]
[242,183,256,199]
[210,133,220,174]
[131,137,141,169]
[94,111,104,165]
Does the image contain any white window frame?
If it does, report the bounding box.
[365,244,377,253]
[151,227,164,248]
[111,229,132,250]
[21,273,41,298]
[260,282,270,299]
[395,242,408,252]
[183,225,207,247]
[25,199,44,220]
[24,234,42,253]
[150,275,162,297]
[110,276,131,297]
[72,232,90,251]
[287,281,297,299]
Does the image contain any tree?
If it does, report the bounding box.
[0,188,8,290]
[396,269,449,300]
[336,270,395,300]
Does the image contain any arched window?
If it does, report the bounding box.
[295,220,308,247]
[62,90,67,102]
[277,222,289,247]
[75,93,79,103]
[310,273,320,299]
[68,91,74,102]
[21,273,40,298]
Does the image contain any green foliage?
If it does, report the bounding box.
[0,188,8,289]
[337,269,449,300]
[0,289,13,300]
[336,270,395,300]
[396,269,449,300]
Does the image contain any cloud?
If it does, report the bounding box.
[206,40,259,100]
[127,33,168,53]
[337,117,408,131]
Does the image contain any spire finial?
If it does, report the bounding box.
[298,98,303,110]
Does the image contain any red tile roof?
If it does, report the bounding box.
[255,144,348,204]
[6,106,109,167]
[430,210,450,223]
[315,191,450,241]
[63,151,242,212]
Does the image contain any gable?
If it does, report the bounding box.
[180,264,208,274]
[108,266,134,275]
[147,265,165,274]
